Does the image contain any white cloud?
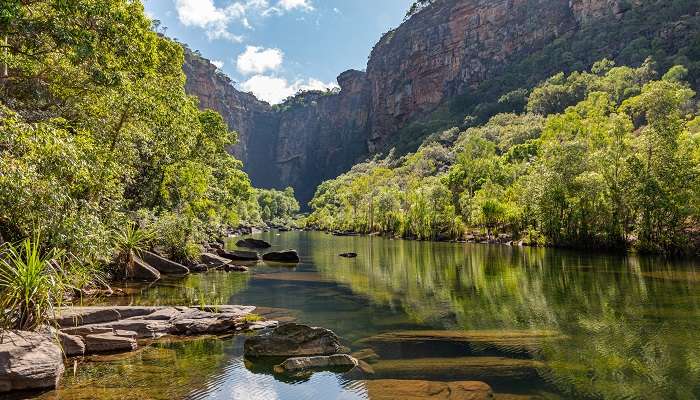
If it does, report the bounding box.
[278,0,313,11]
[174,0,245,42]
[236,46,284,75]
[239,75,338,104]
[174,0,313,37]
[211,60,224,69]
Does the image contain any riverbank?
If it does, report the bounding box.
[0,305,278,395]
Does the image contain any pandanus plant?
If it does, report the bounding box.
[0,236,65,331]
[111,222,154,279]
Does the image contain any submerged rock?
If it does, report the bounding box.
[244,323,348,357]
[360,330,563,358]
[367,356,542,382]
[224,265,249,273]
[0,331,65,393]
[236,238,272,249]
[141,251,190,275]
[273,354,358,375]
[351,348,380,364]
[363,379,494,400]
[262,250,300,263]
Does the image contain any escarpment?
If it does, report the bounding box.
[183,0,699,205]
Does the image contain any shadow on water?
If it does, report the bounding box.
[34,232,700,400]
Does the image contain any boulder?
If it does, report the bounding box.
[262,250,300,263]
[224,265,249,273]
[0,331,65,393]
[56,331,85,357]
[84,333,137,353]
[141,251,190,275]
[200,253,231,267]
[339,252,358,258]
[217,249,260,261]
[130,257,161,281]
[236,238,272,249]
[191,264,209,273]
[244,323,347,357]
[273,354,358,374]
[363,380,494,400]
[209,242,224,251]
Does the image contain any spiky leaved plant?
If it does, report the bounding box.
[0,237,65,331]
[111,222,154,279]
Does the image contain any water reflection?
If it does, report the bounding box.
[38,232,700,400]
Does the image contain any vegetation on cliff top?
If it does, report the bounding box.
[307,60,700,255]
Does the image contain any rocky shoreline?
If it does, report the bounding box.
[0,305,277,395]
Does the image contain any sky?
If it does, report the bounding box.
[144,0,414,104]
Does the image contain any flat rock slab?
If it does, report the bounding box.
[0,331,65,393]
[274,354,358,374]
[245,323,348,357]
[84,333,137,353]
[55,305,258,351]
[56,306,161,327]
[363,380,494,400]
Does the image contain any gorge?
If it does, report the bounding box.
[182,0,700,205]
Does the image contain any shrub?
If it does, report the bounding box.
[0,237,66,330]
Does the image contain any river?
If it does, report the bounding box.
[34,231,700,400]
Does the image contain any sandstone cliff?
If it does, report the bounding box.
[183,0,699,205]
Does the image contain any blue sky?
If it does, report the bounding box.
[144,0,413,104]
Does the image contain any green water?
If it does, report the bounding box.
[35,231,700,400]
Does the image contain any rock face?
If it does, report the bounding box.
[244,323,348,357]
[0,331,65,393]
[182,0,697,205]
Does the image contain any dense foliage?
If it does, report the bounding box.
[256,187,301,227]
[390,0,700,153]
[308,61,700,254]
[0,0,257,277]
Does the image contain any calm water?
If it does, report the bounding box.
[34,231,700,400]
